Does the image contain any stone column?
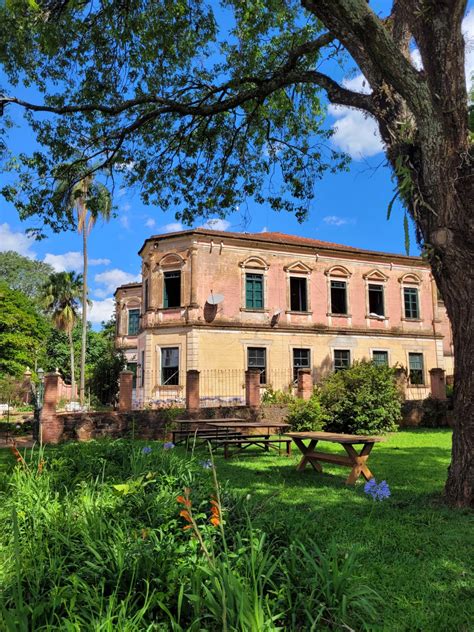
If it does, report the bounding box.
[429,368,447,400]
[245,369,261,409]
[393,367,408,400]
[297,368,313,400]
[189,246,199,307]
[119,370,134,411]
[186,370,200,412]
[40,371,63,444]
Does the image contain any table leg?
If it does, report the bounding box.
[343,443,375,484]
[294,439,322,472]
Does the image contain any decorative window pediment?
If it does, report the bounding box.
[157,253,185,269]
[125,298,141,308]
[324,265,352,278]
[398,272,422,285]
[363,269,389,282]
[284,260,313,274]
[239,255,269,270]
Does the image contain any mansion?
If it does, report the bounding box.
[114,228,453,406]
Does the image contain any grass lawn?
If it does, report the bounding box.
[0,429,472,630]
[208,428,473,631]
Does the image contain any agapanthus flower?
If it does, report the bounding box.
[142,446,152,454]
[364,478,391,501]
[163,442,175,450]
[201,459,213,469]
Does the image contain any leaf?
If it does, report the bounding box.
[386,191,398,221]
[404,213,410,255]
[112,483,131,495]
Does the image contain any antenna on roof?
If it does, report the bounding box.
[206,291,224,305]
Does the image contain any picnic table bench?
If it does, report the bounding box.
[286,431,385,485]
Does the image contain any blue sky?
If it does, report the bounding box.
[1,5,473,326]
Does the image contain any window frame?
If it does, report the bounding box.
[245,273,265,310]
[408,352,424,385]
[292,348,311,383]
[368,283,385,317]
[140,350,145,387]
[330,280,348,316]
[160,346,180,386]
[333,349,351,372]
[247,346,267,384]
[403,286,420,320]
[372,350,389,367]
[127,308,140,336]
[163,270,182,309]
[289,276,308,312]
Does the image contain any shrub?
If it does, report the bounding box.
[286,395,324,431]
[319,361,401,435]
[421,396,450,427]
[261,387,294,405]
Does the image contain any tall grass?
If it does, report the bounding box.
[0,441,378,630]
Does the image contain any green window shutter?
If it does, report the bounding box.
[164,282,169,308]
[246,274,263,309]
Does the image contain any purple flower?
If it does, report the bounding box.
[364,478,391,501]
[142,446,152,455]
[201,459,213,470]
[163,442,175,450]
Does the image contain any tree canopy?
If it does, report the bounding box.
[0,250,54,301]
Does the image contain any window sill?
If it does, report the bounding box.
[402,317,422,322]
[286,310,313,315]
[158,384,183,390]
[240,308,269,313]
[159,306,183,311]
[365,314,387,321]
[126,333,139,338]
[327,313,352,318]
[408,384,426,388]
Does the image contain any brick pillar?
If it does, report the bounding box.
[22,368,32,403]
[186,370,200,412]
[40,371,64,444]
[119,370,134,411]
[430,368,447,400]
[297,368,313,400]
[245,369,261,409]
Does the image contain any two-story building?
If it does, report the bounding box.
[114,229,453,406]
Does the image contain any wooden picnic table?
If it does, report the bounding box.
[286,431,385,485]
[206,421,291,458]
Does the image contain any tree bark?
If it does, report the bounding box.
[80,221,87,406]
[68,327,76,401]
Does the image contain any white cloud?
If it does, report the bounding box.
[121,202,131,212]
[88,297,115,324]
[323,215,349,227]
[94,268,141,294]
[261,226,268,233]
[145,218,156,228]
[120,215,130,229]
[161,222,184,232]
[201,218,231,231]
[0,223,37,257]
[43,251,110,272]
[43,251,83,272]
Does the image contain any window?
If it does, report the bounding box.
[164,271,181,308]
[247,347,266,384]
[128,362,137,389]
[140,350,145,387]
[128,309,140,335]
[246,273,264,309]
[404,287,420,319]
[293,348,310,382]
[144,279,149,311]
[330,280,348,315]
[334,350,350,372]
[372,350,389,367]
[368,284,384,317]
[290,277,308,312]
[161,347,180,385]
[408,353,424,385]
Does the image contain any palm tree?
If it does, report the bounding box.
[42,271,82,397]
[54,166,112,405]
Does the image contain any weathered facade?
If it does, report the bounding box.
[114,229,453,407]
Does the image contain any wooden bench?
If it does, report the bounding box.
[286,431,385,485]
[172,429,243,446]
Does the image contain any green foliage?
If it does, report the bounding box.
[41,271,82,334]
[261,387,295,405]
[319,361,401,435]
[0,282,49,376]
[286,395,324,431]
[0,251,54,302]
[0,441,379,630]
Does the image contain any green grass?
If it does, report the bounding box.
[0,430,472,630]
[205,429,473,631]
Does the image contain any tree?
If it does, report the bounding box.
[0,251,54,302]
[41,271,82,398]
[54,168,112,405]
[88,317,125,406]
[0,1,472,505]
[0,281,49,376]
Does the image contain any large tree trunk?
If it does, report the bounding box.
[80,225,87,406]
[68,328,76,400]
